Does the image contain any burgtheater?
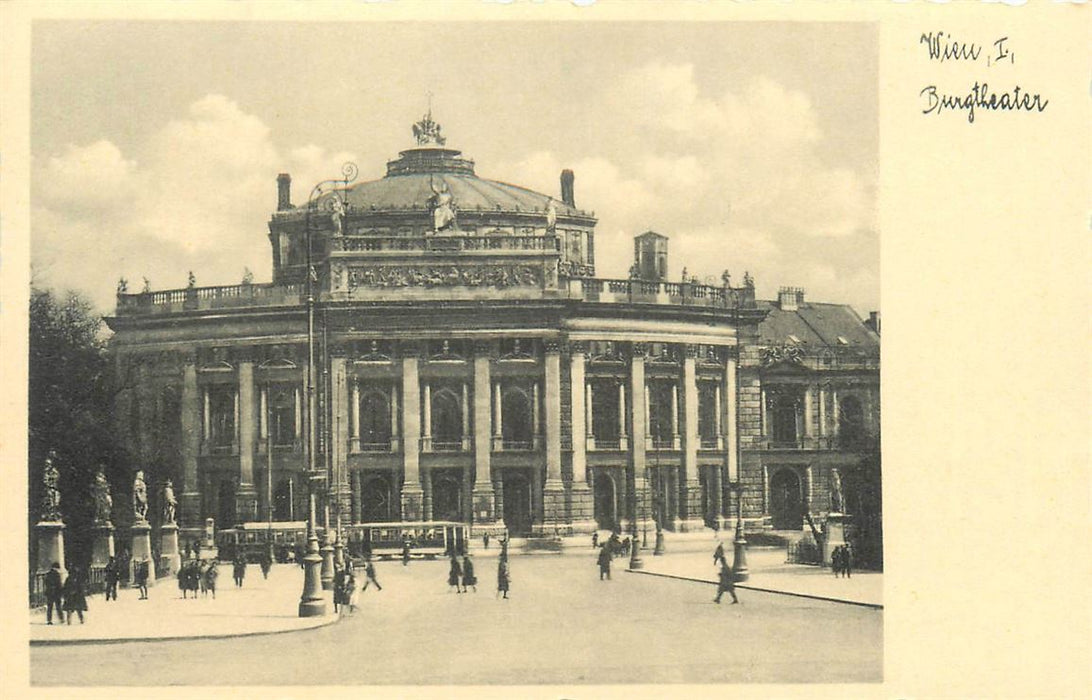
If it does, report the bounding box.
[107,114,880,544]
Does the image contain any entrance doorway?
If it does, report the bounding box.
[769,468,803,530]
[432,471,464,522]
[502,470,533,536]
[362,473,396,522]
[593,470,618,531]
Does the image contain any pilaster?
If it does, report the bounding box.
[472,343,497,523]
[401,353,423,520]
[180,359,201,528]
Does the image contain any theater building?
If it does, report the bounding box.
[106,114,879,542]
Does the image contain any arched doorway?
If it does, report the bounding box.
[431,387,463,450]
[362,473,396,522]
[769,468,803,530]
[432,471,463,522]
[502,470,533,536]
[593,470,618,531]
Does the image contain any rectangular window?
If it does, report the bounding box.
[208,386,236,447]
[268,384,297,446]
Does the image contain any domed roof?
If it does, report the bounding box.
[335,113,588,218]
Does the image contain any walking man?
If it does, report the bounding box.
[103,556,119,601]
[713,540,726,567]
[44,562,64,624]
[448,554,463,593]
[461,555,477,593]
[597,544,612,581]
[232,554,247,588]
[361,557,382,592]
[62,568,88,624]
[715,561,739,604]
[496,557,510,600]
[134,557,150,600]
[401,539,411,567]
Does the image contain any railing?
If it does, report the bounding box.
[566,277,757,309]
[116,283,303,315]
[333,234,560,253]
[29,571,47,608]
[787,538,822,565]
[700,436,721,450]
[591,438,621,450]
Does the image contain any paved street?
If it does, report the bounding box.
[31,553,882,685]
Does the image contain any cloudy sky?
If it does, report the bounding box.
[31,21,877,316]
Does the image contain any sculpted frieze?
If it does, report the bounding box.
[347,264,541,289]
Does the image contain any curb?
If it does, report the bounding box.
[30,611,341,647]
[624,568,884,610]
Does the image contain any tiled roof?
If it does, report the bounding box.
[756,300,879,350]
[341,172,585,217]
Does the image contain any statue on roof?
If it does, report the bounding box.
[330,194,346,236]
[117,277,128,294]
[545,198,557,232]
[413,110,446,147]
[428,175,456,232]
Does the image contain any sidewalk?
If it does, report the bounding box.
[30,563,339,645]
[627,545,883,608]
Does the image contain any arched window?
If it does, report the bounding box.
[770,392,800,446]
[431,387,463,449]
[591,379,620,447]
[273,478,293,521]
[698,382,718,448]
[360,389,392,450]
[269,386,296,446]
[208,387,235,447]
[839,395,866,445]
[502,387,533,449]
[648,380,675,448]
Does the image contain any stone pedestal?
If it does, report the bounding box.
[401,486,424,522]
[471,485,496,523]
[91,522,115,568]
[198,517,219,562]
[568,484,597,535]
[130,520,155,586]
[35,520,66,575]
[822,513,850,566]
[159,522,182,576]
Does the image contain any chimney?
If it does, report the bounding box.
[560,169,575,208]
[866,311,881,334]
[277,173,292,211]
[778,286,804,311]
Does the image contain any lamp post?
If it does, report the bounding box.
[628,466,643,570]
[319,306,335,590]
[298,162,358,617]
[730,481,749,582]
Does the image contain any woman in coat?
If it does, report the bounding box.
[496,558,510,599]
[447,555,463,593]
[461,556,477,593]
[62,568,88,624]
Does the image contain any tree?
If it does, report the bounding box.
[842,441,883,571]
[29,287,130,570]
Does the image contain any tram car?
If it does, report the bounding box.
[216,521,322,563]
[344,521,468,562]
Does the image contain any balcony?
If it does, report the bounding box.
[115,283,303,317]
[562,277,756,310]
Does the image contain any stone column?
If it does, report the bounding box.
[236,360,258,523]
[259,386,268,443]
[723,351,739,529]
[390,385,400,452]
[671,382,681,450]
[585,381,595,451]
[350,381,361,452]
[543,340,564,528]
[461,382,471,451]
[331,357,351,516]
[831,388,840,437]
[713,382,723,450]
[422,383,432,452]
[804,385,815,443]
[569,343,595,533]
[818,385,827,442]
[492,381,503,451]
[629,344,648,531]
[351,470,362,523]
[680,345,704,531]
[618,381,629,451]
[400,352,423,521]
[472,344,496,526]
[532,381,542,450]
[180,359,201,530]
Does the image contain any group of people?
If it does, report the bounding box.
[592,531,632,559]
[447,554,477,593]
[42,562,88,625]
[830,544,854,578]
[177,556,219,598]
[333,556,383,614]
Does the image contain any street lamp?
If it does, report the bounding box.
[628,466,643,570]
[298,162,358,618]
[730,481,749,582]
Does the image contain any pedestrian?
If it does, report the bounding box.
[345,569,358,613]
[44,562,64,624]
[448,554,463,593]
[461,555,477,593]
[361,557,382,592]
[62,568,88,624]
[233,554,247,588]
[714,561,739,604]
[333,566,346,613]
[831,545,844,578]
[103,556,119,601]
[496,557,510,599]
[134,557,150,600]
[713,540,726,567]
[843,544,854,579]
[597,544,612,581]
[203,559,219,598]
[591,531,599,549]
[401,540,411,567]
[482,532,490,550]
[608,532,620,558]
[259,548,272,580]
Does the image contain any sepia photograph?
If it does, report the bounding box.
[3,3,1087,699]
[24,18,881,686]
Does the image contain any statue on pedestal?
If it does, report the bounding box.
[829,468,844,514]
[545,198,557,232]
[40,451,62,522]
[428,176,456,232]
[92,468,113,524]
[132,470,149,522]
[162,479,177,525]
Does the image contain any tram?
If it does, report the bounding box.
[344,521,468,561]
[216,521,322,563]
